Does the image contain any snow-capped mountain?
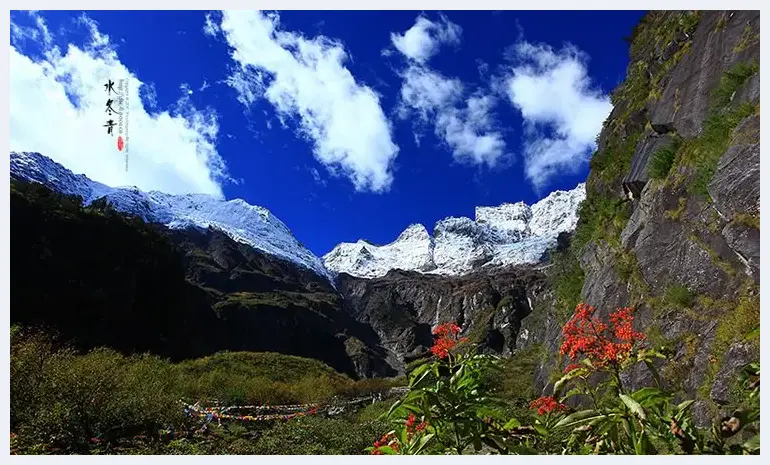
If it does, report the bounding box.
[324,184,586,278]
[10,152,334,283]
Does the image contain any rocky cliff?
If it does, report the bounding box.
[338,265,550,372]
[516,10,760,426]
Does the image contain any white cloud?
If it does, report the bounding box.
[397,66,463,122]
[9,12,229,198]
[199,79,210,91]
[216,10,399,194]
[180,82,194,95]
[139,81,158,110]
[392,16,506,168]
[435,95,506,166]
[504,41,612,188]
[389,14,461,64]
[202,12,220,37]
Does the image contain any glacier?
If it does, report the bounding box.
[10,151,335,283]
[323,183,586,278]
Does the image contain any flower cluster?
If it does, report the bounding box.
[530,396,567,416]
[559,303,645,368]
[371,432,399,454]
[405,413,428,437]
[430,323,467,359]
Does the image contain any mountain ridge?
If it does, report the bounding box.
[11,151,585,284]
[324,183,586,278]
[10,151,335,284]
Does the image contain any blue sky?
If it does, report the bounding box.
[9,10,644,256]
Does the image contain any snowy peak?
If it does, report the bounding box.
[10,152,333,283]
[396,223,431,242]
[324,183,586,278]
[476,201,531,236]
[529,184,586,237]
[323,222,435,279]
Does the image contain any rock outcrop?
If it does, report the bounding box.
[338,266,549,372]
[519,10,760,427]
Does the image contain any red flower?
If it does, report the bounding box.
[530,396,567,416]
[89,437,101,444]
[433,322,461,337]
[559,303,645,368]
[430,322,464,359]
[405,413,429,440]
[371,432,398,455]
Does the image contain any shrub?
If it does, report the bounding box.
[649,138,681,179]
[256,416,388,455]
[664,284,693,308]
[11,332,183,453]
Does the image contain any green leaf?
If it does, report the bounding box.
[742,327,760,342]
[743,434,760,453]
[635,431,652,455]
[561,387,583,400]
[620,394,646,420]
[534,423,549,437]
[385,399,404,418]
[413,433,435,454]
[644,359,663,388]
[473,436,482,451]
[503,418,521,430]
[631,387,663,401]
[376,445,398,455]
[449,365,465,386]
[553,367,587,396]
[554,409,604,428]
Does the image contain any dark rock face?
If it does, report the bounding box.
[709,114,760,219]
[650,11,759,138]
[336,267,549,372]
[622,134,676,199]
[709,343,757,405]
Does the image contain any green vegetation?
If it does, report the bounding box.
[670,62,759,198]
[710,61,759,110]
[688,233,737,278]
[549,248,585,321]
[465,307,495,344]
[649,138,682,180]
[254,416,388,455]
[375,305,760,455]
[664,284,693,308]
[213,290,337,312]
[733,24,759,53]
[712,288,759,357]
[10,326,404,455]
[660,332,701,391]
[732,212,760,230]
